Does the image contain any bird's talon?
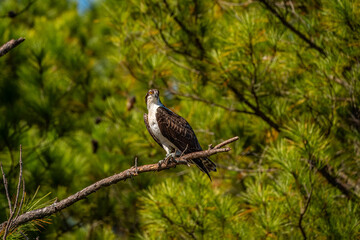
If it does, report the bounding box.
[163,153,177,166]
[158,160,164,170]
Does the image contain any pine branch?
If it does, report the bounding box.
[0,137,239,233]
[298,187,312,240]
[229,82,359,200]
[162,0,206,59]
[170,90,257,116]
[228,84,281,132]
[309,159,359,201]
[0,38,25,57]
[0,0,36,18]
[258,0,327,57]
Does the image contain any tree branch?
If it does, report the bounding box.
[228,84,281,132]
[309,159,359,201]
[0,137,239,233]
[298,187,312,240]
[229,82,359,200]
[0,0,36,18]
[1,163,12,215]
[162,0,206,59]
[258,0,326,57]
[170,90,257,116]
[0,38,25,57]
[217,164,277,174]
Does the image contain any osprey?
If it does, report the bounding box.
[144,89,217,180]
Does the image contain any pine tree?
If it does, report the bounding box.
[0,0,359,238]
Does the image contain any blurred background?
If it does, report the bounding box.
[0,0,359,239]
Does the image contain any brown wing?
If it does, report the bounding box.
[144,113,163,148]
[156,107,202,154]
[156,107,216,181]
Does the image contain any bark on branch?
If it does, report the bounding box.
[0,137,239,233]
[0,38,25,57]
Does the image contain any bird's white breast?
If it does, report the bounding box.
[148,104,177,154]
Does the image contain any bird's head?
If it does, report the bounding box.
[145,89,160,107]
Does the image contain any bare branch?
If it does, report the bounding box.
[13,145,23,213]
[0,38,25,57]
[1,163,12,214]
[15,178,26,220]
[213,137,239,149]
[0,137,238,232]
[134,156,138,175]
[3,145,24,240]
[15,146,26,220]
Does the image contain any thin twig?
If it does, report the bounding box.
[167,56,201,74]
[134,156,138,175]
[213,137,239,149]
[0,38,25,57]
[1,163,12,214]
[0,137,238,232]
[15,178,26,220]
[180,144,189,158]
[19,231,29,240]
[14,145,23,212]
[299,187,313,240]
[3,145,23,239]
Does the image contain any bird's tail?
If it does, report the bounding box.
[192,157,217,181]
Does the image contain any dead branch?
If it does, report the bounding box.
[0,137,238,233]
[0,38,25,57]
[213,137,239,149]
[2,145,24,240]
[1,163,12,215]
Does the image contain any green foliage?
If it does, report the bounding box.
[0,0,359,239]
[140,173,240,239]
[4,187,54,240]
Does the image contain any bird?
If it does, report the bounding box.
[143,89,217,180]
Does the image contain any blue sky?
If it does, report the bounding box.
[77,0,95,13]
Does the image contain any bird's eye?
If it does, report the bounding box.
[149,90,154,95]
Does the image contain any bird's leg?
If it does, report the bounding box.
[158,152,177,168]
